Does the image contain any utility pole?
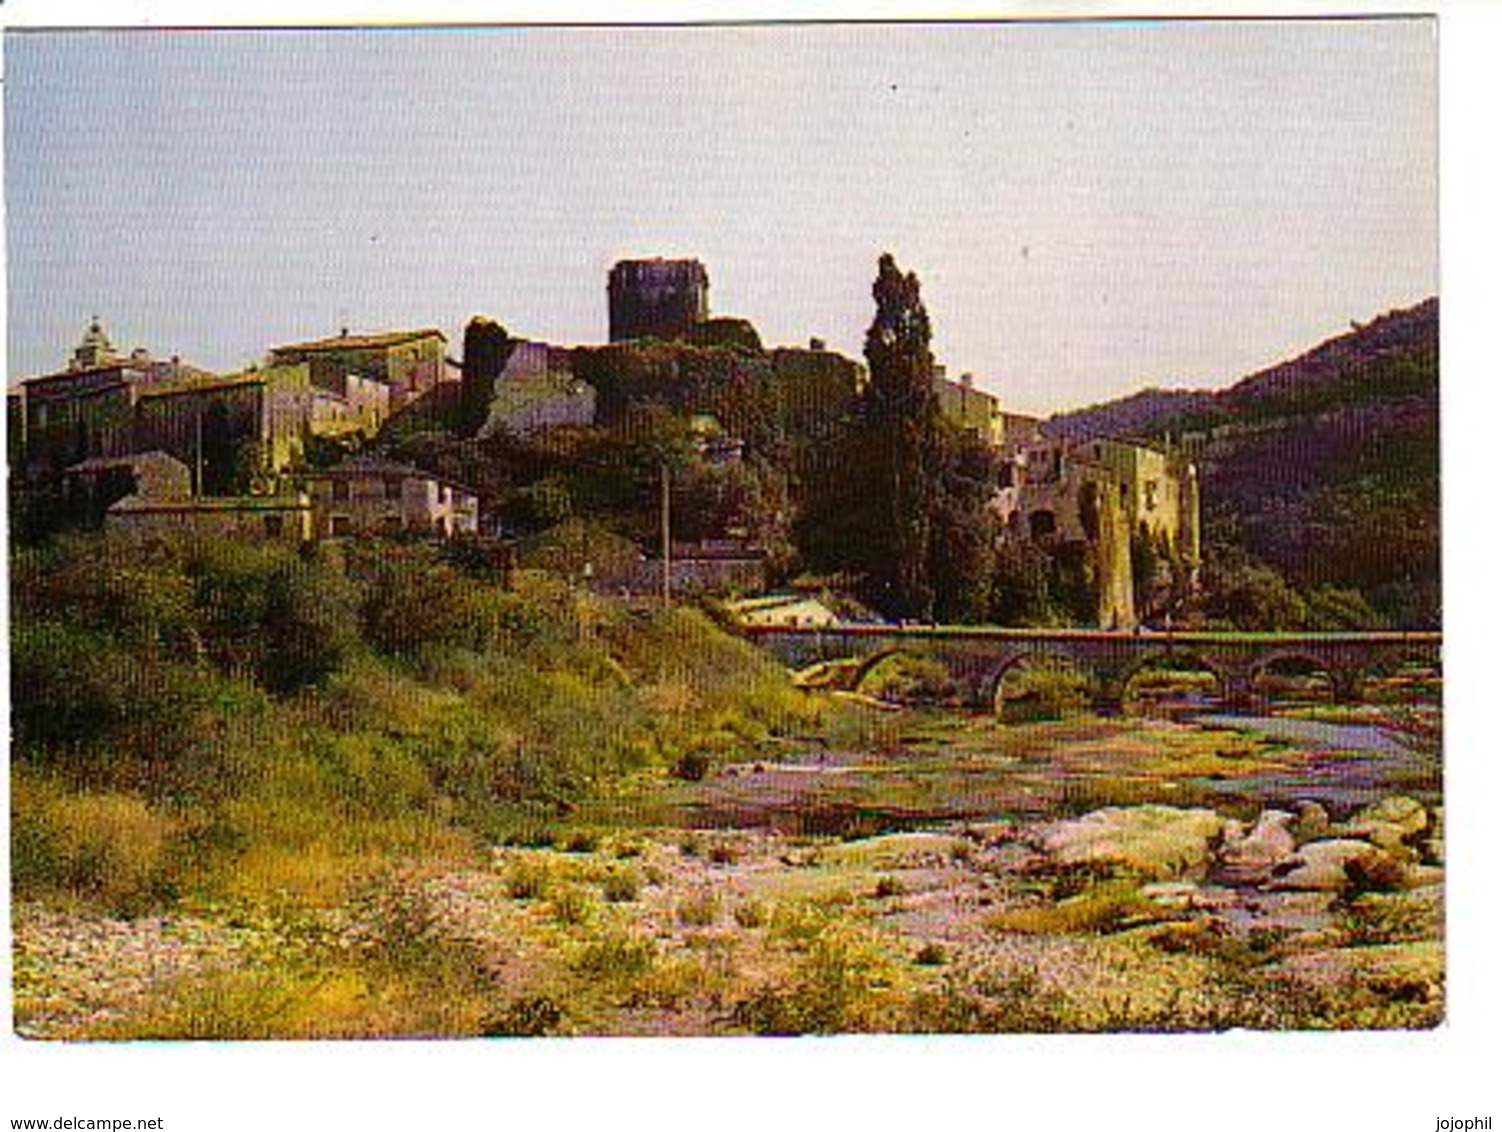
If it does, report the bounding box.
[194,407,204,497]
[660,462,672,607]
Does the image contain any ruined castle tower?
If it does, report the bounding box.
[607,259,710,343]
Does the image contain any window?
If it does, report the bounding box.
[263,515,284,537]
[332,480,350,503]
[384,477,403,502]
[331,515,352,537]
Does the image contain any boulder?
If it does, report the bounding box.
[1037,805,1225,880]
[1140,880,1199,910]
[1268,838,1381,891]
[1349,821,1420,859]
[1343,796,1428,844]
[1217,809,1298,886]
[1290,800,1331,845]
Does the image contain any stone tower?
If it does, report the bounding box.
[607,259,710,343]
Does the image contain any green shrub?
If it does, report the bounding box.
[861,655,957,705]
[259,559,362,692]
[730,929,897,1034]
[874,875,906,899]
[914,942,948,967]
[733,900,768,928]
[572,933,657,981]
[563,830,600,854]
[601,869,642,903]
[549,884,597,926]
[12,778,181,915]
[677,889,721,927]
[998,659,1090,723]
[673,750,713,782]
[483,996,566,1038]
[504,856,554,900]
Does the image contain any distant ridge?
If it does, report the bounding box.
[1045,297,1437,442]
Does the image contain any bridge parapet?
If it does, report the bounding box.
[742,624,1441,713]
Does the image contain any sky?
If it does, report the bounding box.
[3,20,1436,415]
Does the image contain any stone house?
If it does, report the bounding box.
[268,328,455,411]
[934,370,1003,448]
[132,365,315,495]
[992,436,1201,629]
[107,492,314,543]
[15,319,214,479]
[62,451,194,519]
[309,372,392,439]
[59,449,313,542]
[304,455,478,539]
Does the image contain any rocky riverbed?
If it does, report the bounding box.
[12,714,1444,1037]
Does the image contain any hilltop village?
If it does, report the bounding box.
[8,257,1200,629]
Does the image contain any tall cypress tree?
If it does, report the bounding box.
[459,316,512,438]
[862,253,941,621]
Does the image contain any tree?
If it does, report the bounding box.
[861,253,942,621]
[260,558,362,693]
[460,317,514,438]
[929,426,998,623]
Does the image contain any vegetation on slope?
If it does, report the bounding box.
[10,530,821,916]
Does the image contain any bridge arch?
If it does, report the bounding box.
[851,647,959,703]
[984,649,1095,721]
[1118,649,1228,716]
[1250,649,1358,705]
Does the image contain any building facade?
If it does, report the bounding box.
[16,320,213,479]
[107,492,314,543]
[304,455,479,539]
[132,365,315,494]
[934,370,1003,448]
[268,328,453,410]
[993,437,1201,629]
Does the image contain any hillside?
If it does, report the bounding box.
[1044,298,1439,626]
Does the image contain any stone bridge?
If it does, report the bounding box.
[740,624,1442,713]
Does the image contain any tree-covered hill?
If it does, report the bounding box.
[1044,298,1439,627]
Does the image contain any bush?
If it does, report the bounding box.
[548,884,597,926]
[259,559,362,692]
[677,889,721,927]
[914,942,948,966]
[601,869,642,903]
[998,659,1090,723]
[673,750,713,782]
[730,929,897,1034]
[861,655,956,705]
[733,900,768,929]
[483,996,566,1038]
[707,841,741,866]
[13,779,181,915]
[504,856,554,900]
